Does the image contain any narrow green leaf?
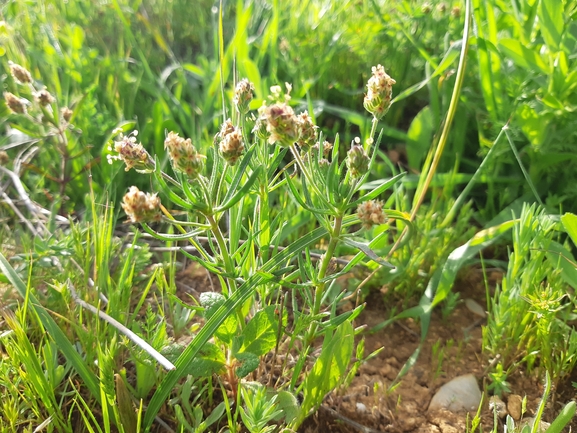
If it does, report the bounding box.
[340,237,394,268]
[545,401,576,433]
[143,225,329,429]
[215,166,261,212]
[350,172,406,207]
[538,0,563,52]
[0,252,101,401]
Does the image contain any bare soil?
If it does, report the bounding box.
[176,262,576,433]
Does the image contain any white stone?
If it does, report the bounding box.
[428,374,482,413]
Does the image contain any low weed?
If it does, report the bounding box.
[484,204,577,394]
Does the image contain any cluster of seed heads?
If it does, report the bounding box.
[4,61,73,124]
[112,66,395,228]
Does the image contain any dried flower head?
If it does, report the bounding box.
[4,92,26,114]
[364,64,396,120]
[0,150,9,165]
[260,102,299,147]
[219,125,244,166]
[311,140,333,158]
[347,143,370,178]
[8,61,32,84]
[233,79,255,114]
[121,186,162,223]
[164,131,205,178]
[451,6,461,18]
[61,107,73,122]
[296,111,318,151]
[107,129,155,173]
[357,200,386,229]
[35,89,54,107]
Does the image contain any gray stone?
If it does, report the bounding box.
[428,374,482,413]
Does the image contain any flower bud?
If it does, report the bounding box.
[4,92,26,114]
[35,89,54,107]
[296,111,318,151]
[233,79,255,114]
[364,64,396,120]
[451,6,461,18]
[107,129,155,173]
[260,102,299,147]
[219,126,244,166]
[357,200,385,229]
[252,110,270,142]
[121,186,162,223]
[346,144,370,178]
[164,131,205,178]
[8,61,32,84]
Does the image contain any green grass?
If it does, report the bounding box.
[2,0,577,431]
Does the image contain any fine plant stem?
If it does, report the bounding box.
[205,214,237,294]
[411,0,471,221]
[367,117,379,150]
[306,215,343,344]
[441,124,507,228]
[386,0,472,261]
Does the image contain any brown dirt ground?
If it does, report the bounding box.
[176,262,577,433]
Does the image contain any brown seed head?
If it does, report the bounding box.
[233,79,255,114]
[164,131,205,178]
[346,143,370,178]
[0,150,9,165]
[296,111,318,151]
[311,140,333,158]
[357,200,386,229]
[8,61,32,84]
[107,129,155,173]
[261,102,299,147]
[219,126,244,166]
[121,186,162,223]
[4,92,26,114]
[35,89,54,107]
[61,107,73,122]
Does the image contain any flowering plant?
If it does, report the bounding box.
[107,66,409,431]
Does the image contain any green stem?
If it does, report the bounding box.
[206,214,236,294]
[306,215,343,344]
[367,117,379,150]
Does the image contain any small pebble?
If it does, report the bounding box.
[356,402,367,413]
[489,395,508,418]
[507,394,523,421]
[465,298,486,318]
[428,374,482,413]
